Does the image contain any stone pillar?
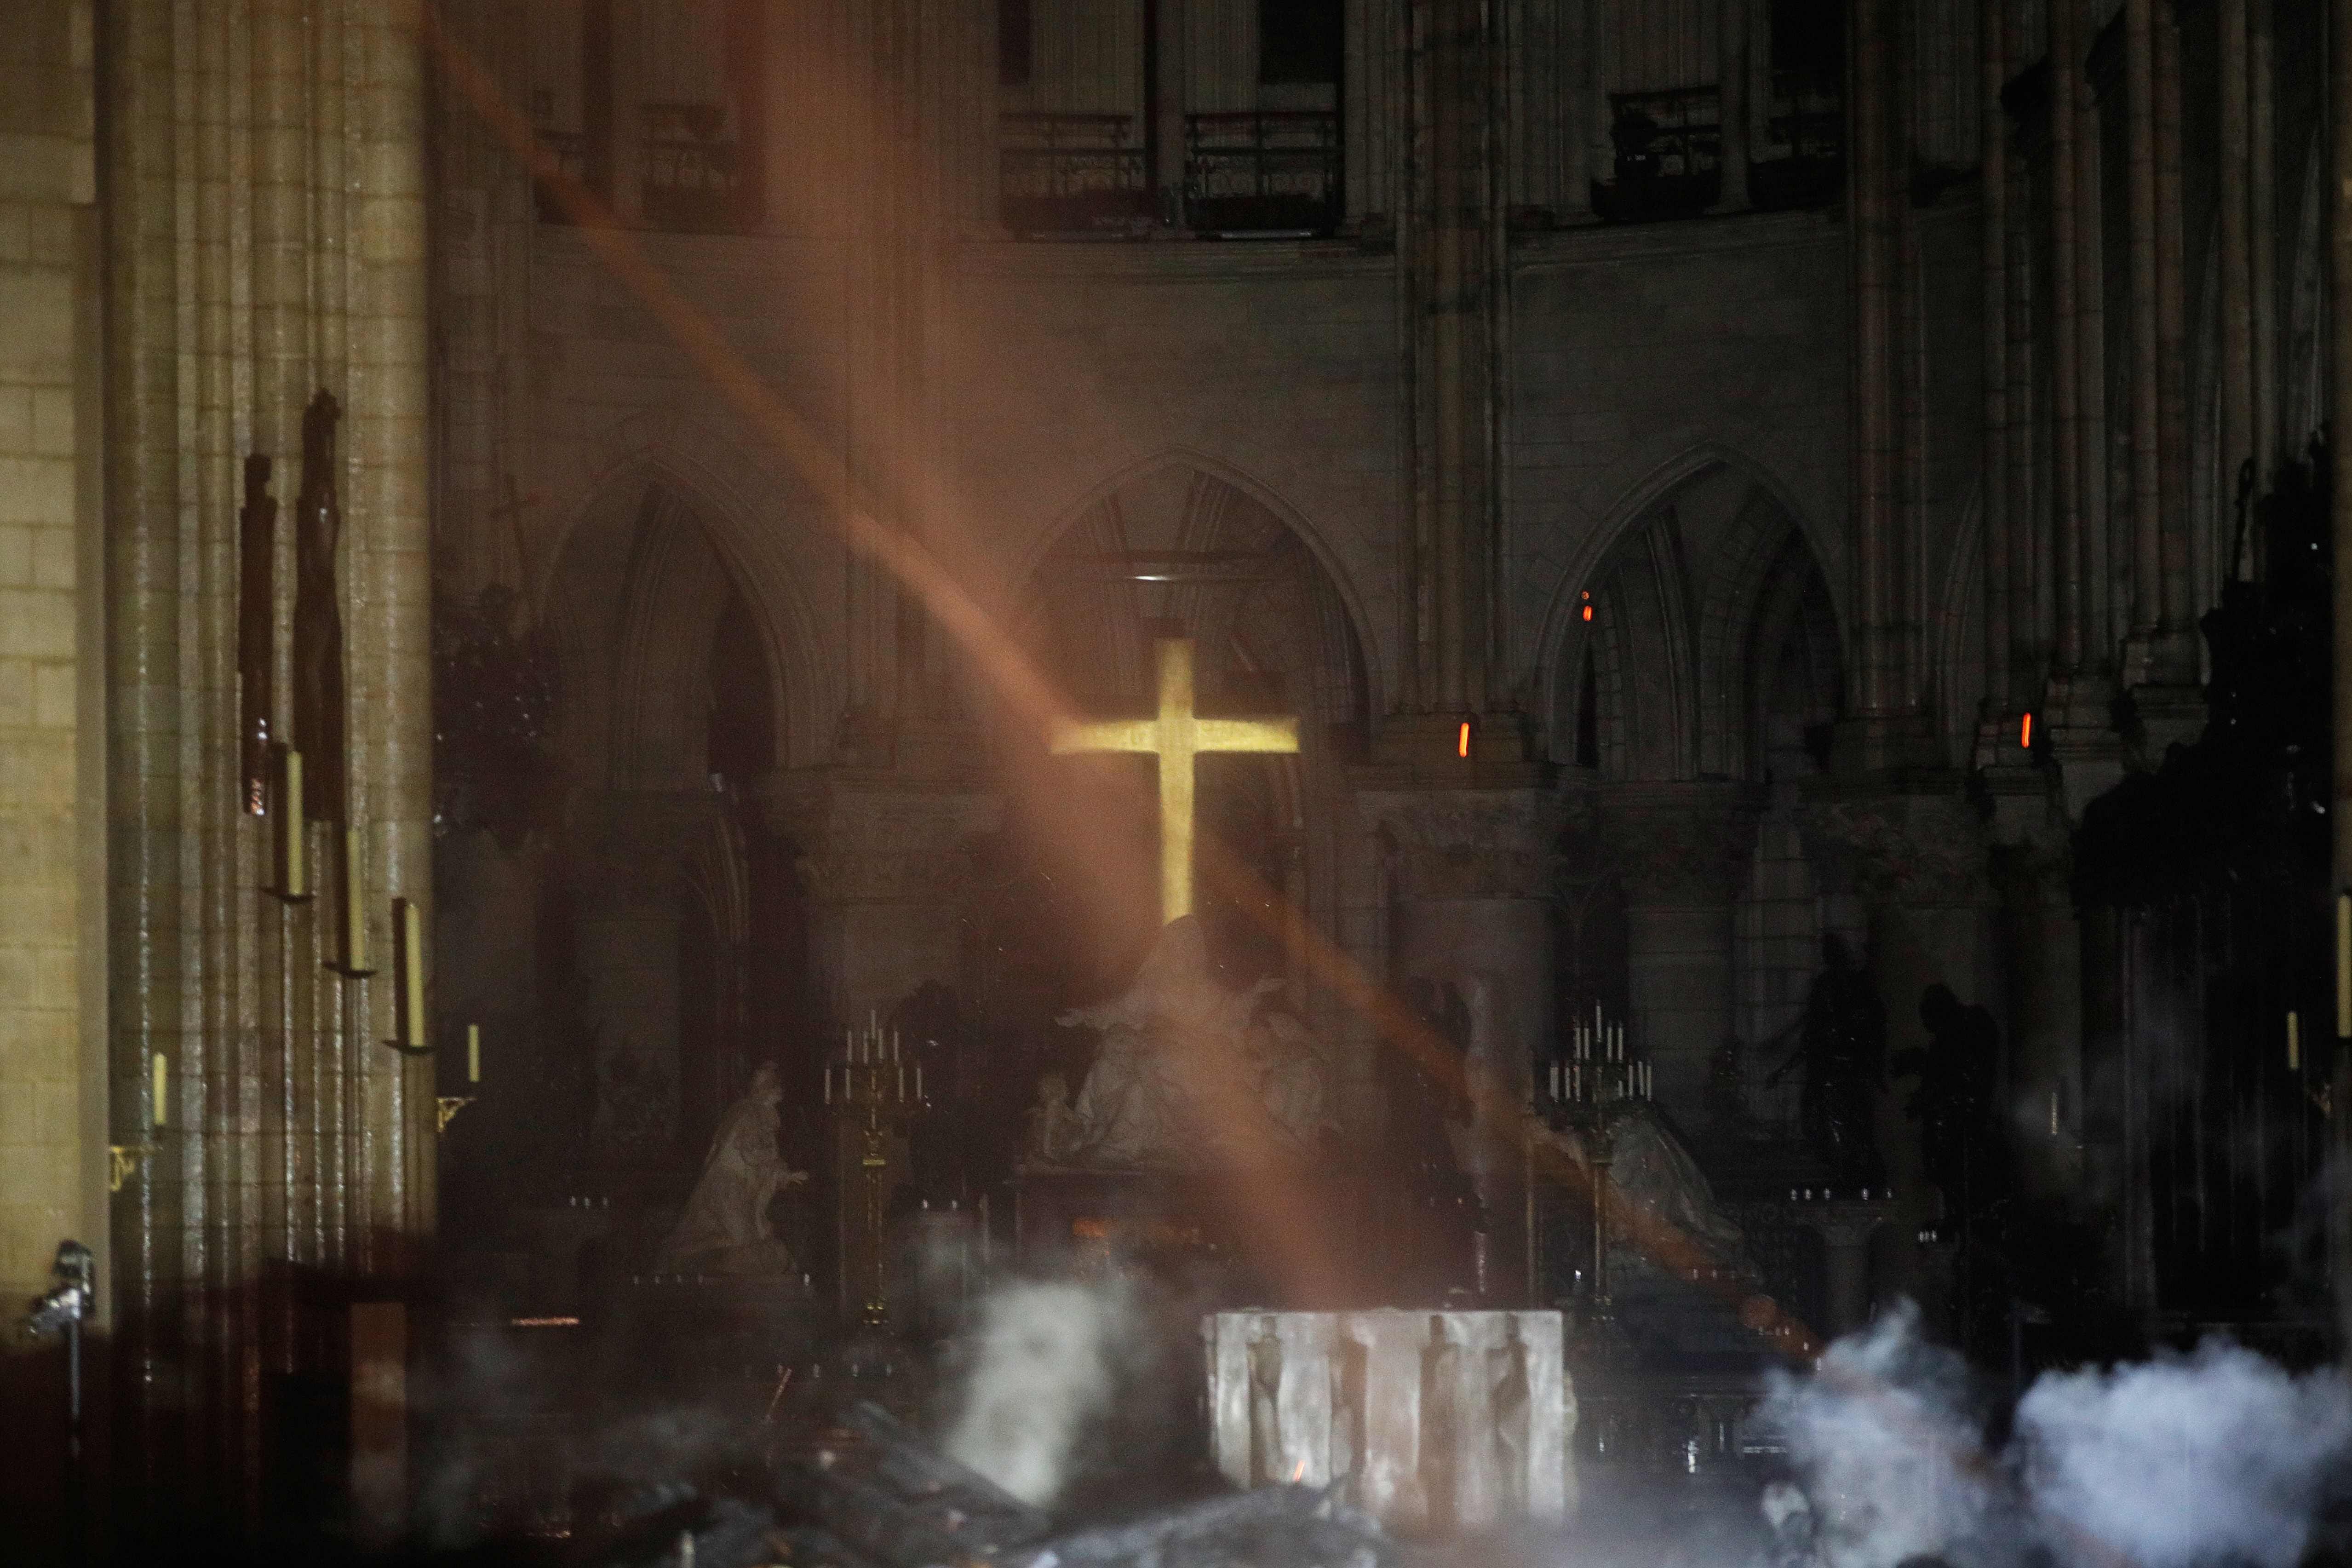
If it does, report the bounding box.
[2328,0,2352,1326]
[1396,0,1505,718]
[1716,0,1750,210]
[1976,0,2010,761]
[1357,783,1559,1294]
[767,770,999,1029]
[1601,784,1759,1120]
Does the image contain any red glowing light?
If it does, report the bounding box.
[1582,604,1594,621]
[2020,712,2033,748]
[1457,720,1472,758]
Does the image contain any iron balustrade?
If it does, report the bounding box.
[998,111,1151,234]
[1183,110,1341,235]
[1599,86,1722,220]
[642,102,743,233]
[532,129,589,224]
[1753,66,1844,212]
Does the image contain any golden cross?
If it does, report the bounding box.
[1051,637,1299,925]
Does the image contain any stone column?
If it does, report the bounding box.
[2329,0,2352,1323]
[1600,783,1759,1119]
[1977,0,2010,760]
[1716,0,1750,210]
[766,770,999,1029]
[1357,782,1560,1294]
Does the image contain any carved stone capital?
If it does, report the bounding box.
[1594,781,1763,905]
[760,769,1001,905]
[1355,785,1564,902]
[1798,781,1991,906]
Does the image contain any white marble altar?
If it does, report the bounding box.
[1203,1310,1573,1530]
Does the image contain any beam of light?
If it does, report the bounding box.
[418,7,1817,1340]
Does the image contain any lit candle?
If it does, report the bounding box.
[400,899,425,1049]
[467,1022,481,1085]
[343,826,368,973]
[281,749,306,898]
[152,1051,167,1128]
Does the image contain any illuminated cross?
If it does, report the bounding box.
[1051,637,1299,925]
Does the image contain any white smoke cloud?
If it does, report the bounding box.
[1760,1301,1996,1568]
[2016,1339,2352,1568]
[1761,1304,2352,1568]
[944,1277,1130,1508]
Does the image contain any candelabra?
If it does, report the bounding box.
[1529,1004,1650,1330]
[825,1016,926,1327]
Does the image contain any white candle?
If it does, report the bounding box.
[402,901,426,1049]
[152,1051,167,1128]
[343,824,367,972]
[282,749,306,898]
[468,1022,480,1084]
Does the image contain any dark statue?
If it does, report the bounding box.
[292,389,347,819]
[235,454,276,814]
[1896,983,2003,1227]
[1768,934,1886,1188]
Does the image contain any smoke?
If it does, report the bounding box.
[944,1277,1130,1509]
[2016,1340,2352,1568]
[1760,1301,1998,1568]
[1760,1303,2352,1568]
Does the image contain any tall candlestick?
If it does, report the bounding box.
[152,1051,167,1128]
[399,899,425,1049]
[467,1023,481,1084]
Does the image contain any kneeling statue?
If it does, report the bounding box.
[654,1062,808,1275]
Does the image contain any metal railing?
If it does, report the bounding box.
[1753,67,1844,212]
[998,111,1151,234]
[641,101,743,233]
[1599,86,1722,221]
[532,129,589,224]
[1183,110,1341,235]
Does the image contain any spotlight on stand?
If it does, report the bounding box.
[23,1239,92,1340]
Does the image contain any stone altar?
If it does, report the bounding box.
[1203,1310,1572,1531]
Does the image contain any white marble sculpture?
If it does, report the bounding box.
[1205,1309,1573,1529]
[654,1062,808,1274]
[1035,916,1335,1170]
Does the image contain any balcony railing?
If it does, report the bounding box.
[533,129,589,224]
[642,102,743,233]
[1752,67,1844,212]
[1597,87,1721,221]
[999,112,1152,235]
[1183,110,1341,235]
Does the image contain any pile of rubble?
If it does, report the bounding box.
[576,1403,1399,1568]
